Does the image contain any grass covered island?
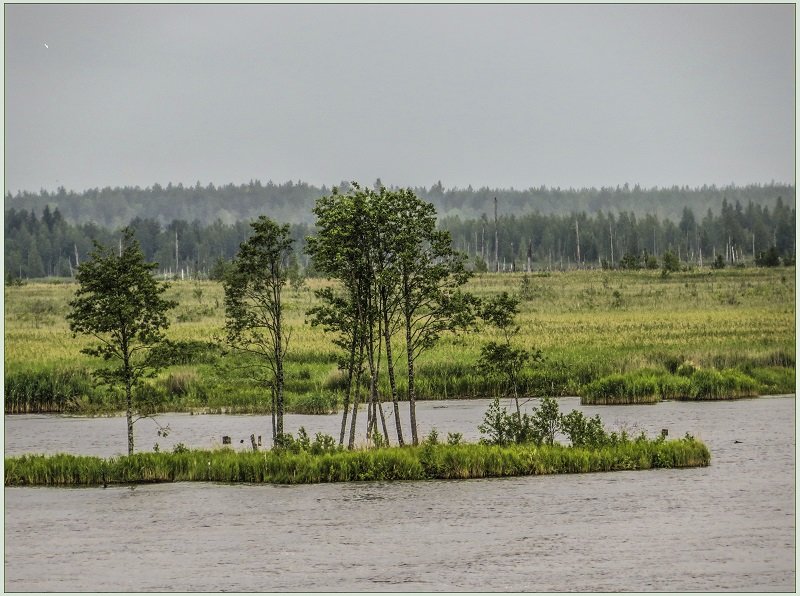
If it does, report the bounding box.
[4,436,710,487]
[6,398,710,487]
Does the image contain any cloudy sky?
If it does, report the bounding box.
[4,3,795,193]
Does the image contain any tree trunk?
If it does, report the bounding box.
[348,340,365,450]
[339,330,357,447]
[274,285,285,437]
[275,353,284,437]
[271,385,277,442]
[378,401,390,445]
[381,292,404,446]
[405,311,419,446]
[125,379,134,456]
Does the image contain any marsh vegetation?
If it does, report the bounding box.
[5,267,793,415]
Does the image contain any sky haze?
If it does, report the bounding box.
[4,4,795,193]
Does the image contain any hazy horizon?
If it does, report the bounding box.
[5,4,795,195]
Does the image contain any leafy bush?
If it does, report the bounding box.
[148,340,220,366]
[274,427,340,455]
[531,396,561,445]
[662,250,681,273]
[560,410,609,448]
[755,246,781,267]
[447,432,463,446]
[479,398,537,446]
[479,396,562,446]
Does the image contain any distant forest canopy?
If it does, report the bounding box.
[4,179,795,229]
[5,194,794,279]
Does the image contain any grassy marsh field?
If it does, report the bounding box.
[4,267,795,414]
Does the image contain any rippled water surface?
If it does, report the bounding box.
[4,396,795,591]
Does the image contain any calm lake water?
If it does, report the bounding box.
[4,396,796,592]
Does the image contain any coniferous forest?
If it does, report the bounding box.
[4,181,795,279]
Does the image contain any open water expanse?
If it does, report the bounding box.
[4,396,796,591]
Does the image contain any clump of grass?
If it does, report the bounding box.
[581,372,661,405]
[163,370,199,396]
[288,392,338,415]
[5,436,710,487]
[4,368,102,413]
[687,368,759,400]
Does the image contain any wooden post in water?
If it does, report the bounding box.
[250,434,258,451]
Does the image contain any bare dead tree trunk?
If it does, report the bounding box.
[494,197,499,273]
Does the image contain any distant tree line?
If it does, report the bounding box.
[5,197,796,281]
[4,206,312,280]
[441,197,795,271]
[5,179,793,228]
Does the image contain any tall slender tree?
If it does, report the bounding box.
[223,216,293,440]
[67,228,176,455]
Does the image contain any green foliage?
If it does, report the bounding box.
[5,268,794,416]
[223,216,293,436]
[473,256,489,273]
[620,253,642,270]
[447,432,463,446]
[689,368,759,399]
[147,340,221,366]
[480,291,520,332]
[712,254,726,269]
[424,428,440,445]
[662,250,681,273]
[478,397,556,446]
[581,373,661,405]
[66,228,177,454]
[519,274,534,300]
[289,392,338,415]
[4,367,100,413]
[273,427,340,455]
[755,246,781,267]
[531,396,561,445]
[560,410,609,448]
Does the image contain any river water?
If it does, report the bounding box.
[4,396,796,591]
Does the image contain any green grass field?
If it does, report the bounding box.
[4,267,795,414]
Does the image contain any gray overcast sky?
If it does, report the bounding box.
[4,3,795,193]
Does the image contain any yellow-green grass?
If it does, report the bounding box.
[4,436,710,486]
[4,267,795,413]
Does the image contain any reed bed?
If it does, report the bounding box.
[5,268,794,414]
[580,366,769,404]
[4,436,710,487]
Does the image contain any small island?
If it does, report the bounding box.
[5,397,710,487]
